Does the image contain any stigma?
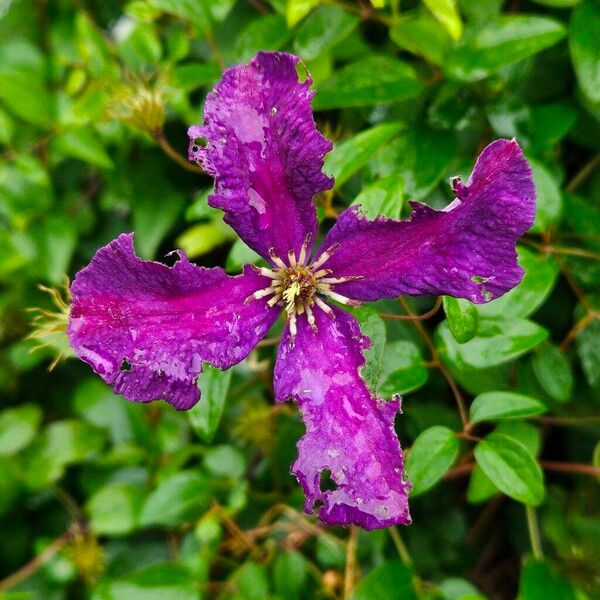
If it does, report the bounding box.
[245,236,362,341]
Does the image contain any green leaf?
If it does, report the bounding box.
[423,0,463,41]
[571,0,600,104]
[469,391,547,423]
[474,432,545,505]
[351,560,417,600]
[86,483,144,536]
[22,420,105,489]
[325,122,404,188]
[236,14,292,63]
[443,297,479,344]
[313,57,423,110]
[519,558,578,600]
[533,0,579,5]
[0,70,53,127]
[576,317,600,387]
[189,365,233,443]
[0,404,42,456]
[272,551,308,600]
[437,316,548,369]
[447,16,566,82]
[204,445,246,479]
[379,340,429,396]
[477,247,559,318]
[172,62,221,91]
[532,343,574,403]
[294,7,358,60]
[352,175,405,219]
[390,12,450,65]
[286,0,320,26]
[226,238,262,272]
[350,306,386,390]
[139,471,212,527]
[51,128,113,169]
[231,561,270,599]
[529,159,562,233]
[106,564,198,600]
[175,220,235,259]
[406,426,459,496]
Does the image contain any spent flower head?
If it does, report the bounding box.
[66,52,535,530]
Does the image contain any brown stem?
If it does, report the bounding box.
[0,530,73,592]
[540,461,600,477]
[534,415,600,426]
[444,463,475,480]
[204,28,225,71]
[398,298,469,427]
[380,297,443,321]
[151,129,205,174]
[566,153,600,193]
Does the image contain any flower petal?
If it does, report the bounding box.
[317,139,535,303]
[274,306,411,530]
[68,234,279,410]
[188,51,333,262]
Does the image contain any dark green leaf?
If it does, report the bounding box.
[0,404,42,456]
[351,560,417,600]
[379,340,429,396]
[529,159,562,233]
[390,12,450,65]
[350,306,386,390]
[272,551,308,599]
[474,432,545,505]
[406,426,459,495]
[532,343,574,403]
[576,317,600,387]
[236,14,292,62]
[519,558,577,600]
[469,391,547,423]
[106,564,198,600]
[570,0,600,104]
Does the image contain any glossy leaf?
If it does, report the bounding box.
[443,296,479,344]
[0,404,42,456]
[570,0,600,103]
[532,344,574,403]
[469,391,547,423]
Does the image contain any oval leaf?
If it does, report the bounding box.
[470,391,547,423]
[443,296,479,344]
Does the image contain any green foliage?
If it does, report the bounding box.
[1,0,598,597]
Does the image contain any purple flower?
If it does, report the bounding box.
[68,52,535,530]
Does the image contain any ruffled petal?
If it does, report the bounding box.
[316,139,535,303]
[68,234,279,410]
[274,305,411,530]
[188,51,333,262]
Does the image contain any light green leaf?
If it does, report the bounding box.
[325,122,404,188]
[51,128,113,169]
[106,564,198,600]
[272,551,308,600]
[176,220,235,259]
[139,471,212,527]
[204,445,246,479]
[474,432,545,505]
[226,238,262,272]
[189,365,233,443]
[443,297,479,344]
[352,175,405,219]
[447,16,566,82]
[423,0,463,41]
[0,70,53,127]
[294,7,358,60]
[286,0,320,26]
[378,341,429,396]
[313,57,423,110]
[351,560,417,600]
[576,317,600,387]
[437,316,548,369]
[529,159,562,233]
[406,426,459,496]
[477,247,559,318]
[236,14,292,63]
[532,343,574,403]
[570,0,600,104]
[87,483,144,536]
[0,404,42,456]
[390,12,450,65]
[470,391,547,423]
[350,306,386,390]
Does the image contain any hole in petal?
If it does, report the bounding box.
[295,61,309,83]
[319,469,338,493]
[194,136,208,148]
[120,358,132,372]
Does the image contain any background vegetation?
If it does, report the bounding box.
[0,0,599,598]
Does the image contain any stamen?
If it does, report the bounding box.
[268,248,287,270]
[312,268,332,279]
[288,312,297,345]
[287,249,297,267]
[320,289,362,306]
[298,234,312,265]
[305,301,318,332]
[310,243,340,270]
[252,265,281,280]
[314,296,334,316]
[267,295,282,307]
[319,275,363,285]
[245,287,276,304]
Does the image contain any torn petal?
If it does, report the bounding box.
[274,306,411,530]
[316,139,535,303]
[68,234,279,410]
[188,51,333,262]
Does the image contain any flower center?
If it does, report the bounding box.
[245,237,362,341]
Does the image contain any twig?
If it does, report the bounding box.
[388,527,412,566]
[343,526,358,600]
[540,461,600,477]
[533,415,600,427]
[380,297,442,321]
[151,129,205,174]
[0,529,73,592]
[204,28,225,71]
[525,506,543,560]
[398,298,469,427]
[565,153,600,193]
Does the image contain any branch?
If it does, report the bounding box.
[151,129,205,174]
[380,297,442,321]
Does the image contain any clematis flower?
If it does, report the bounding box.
[68,52,535,530]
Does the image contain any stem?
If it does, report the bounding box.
[380,297,442,321]
[541,461,600,477]
[566,152,600,193]
[151,129,205,174]
[534,415,600,427]
[343,526,358,600]
[388,527,412,566]
[525,505,543,560]
[398,298,469,427]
